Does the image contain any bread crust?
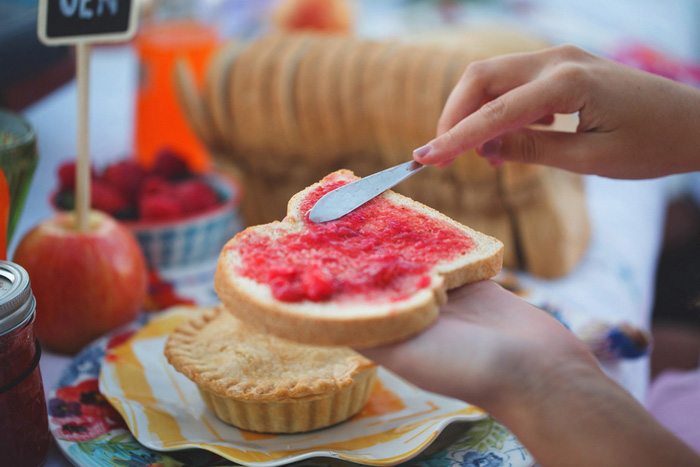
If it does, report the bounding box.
[215,169,503,348]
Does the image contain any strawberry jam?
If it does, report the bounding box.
[234,174,475,303]
[0,262,49,467]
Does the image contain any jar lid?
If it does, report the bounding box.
[0,261,35,336]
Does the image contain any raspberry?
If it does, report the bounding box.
[151,149,191,180]
[139,175,171,197]
[54,155,222,223]
[57,161,95,191]
[175,179,220,214]
[57,162,76,191]
[140,194,183,220]
[91,180,128,216]
[102,160,147,203]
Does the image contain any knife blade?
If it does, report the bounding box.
[308,160,426,223]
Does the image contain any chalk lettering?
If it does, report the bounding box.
[97,0,118,16]
[79,0,93,19]
[59,0,78,16]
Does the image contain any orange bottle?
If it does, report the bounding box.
[134,20,219,173]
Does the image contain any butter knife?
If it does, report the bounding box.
[308,160,426,223]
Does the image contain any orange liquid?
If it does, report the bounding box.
[134,21,219,173]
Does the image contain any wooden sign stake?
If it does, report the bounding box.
[37,0,139,231]
[75,42,92,232]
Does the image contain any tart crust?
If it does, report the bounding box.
[165,307,377,433]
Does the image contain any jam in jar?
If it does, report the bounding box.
[0,261,49,466]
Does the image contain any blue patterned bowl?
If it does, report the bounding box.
[123,173,244,270]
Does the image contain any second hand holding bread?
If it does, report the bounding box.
[215,169,504,348]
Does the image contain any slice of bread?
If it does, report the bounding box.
[215,169,503,348]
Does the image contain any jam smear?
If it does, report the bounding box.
[0,316,49,467]
[234,174,475,303]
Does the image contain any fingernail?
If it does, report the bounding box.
[413,143,432,159]
[478,138,502,158]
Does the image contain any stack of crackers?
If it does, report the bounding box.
[175,31,590,278]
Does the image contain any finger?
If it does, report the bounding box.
[533,114,555,125]
[479,128,603,175]
[417,75,583,165]
[436,51,552,137]
[356,343,403,367]
[492,128,646,179]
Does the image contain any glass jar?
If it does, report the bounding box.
[0,261,49,467]
[134,0,220,173]
[0,109,39,244]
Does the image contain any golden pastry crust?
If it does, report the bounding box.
[165,307,376,401]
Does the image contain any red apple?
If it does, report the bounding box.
[272,0,353,33]
[13,210,148,354]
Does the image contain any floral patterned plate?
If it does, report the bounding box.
[48,308,534,467]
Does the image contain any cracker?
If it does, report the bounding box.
[401,45,434,151]
[206,41,243,151]
[423,50,452,142]
[294,35,331,160]
[362,41,400,157]
[500,161,544,196]
[507,168,590,277]
[230,37,274,152]
[173,59,218,149]
[410,49,448,146]
[316,36,354,155]
[269,34,313,156]
[246,34,287,155]
[304,35,347,159]
[338,39,375,154]
[440,50,471,110]
[374,44,414,167]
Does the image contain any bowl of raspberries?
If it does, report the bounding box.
[53,149,243,270]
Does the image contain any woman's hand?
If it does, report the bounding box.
[359,280,700,467]
[413,45,700,179]
[359,280,595,413]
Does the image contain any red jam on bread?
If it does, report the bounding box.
[233,176,475,303]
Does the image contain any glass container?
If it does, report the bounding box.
[0,261,49,467]
[0,109,38,244]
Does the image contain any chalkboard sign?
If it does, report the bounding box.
[37,0,138,45]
